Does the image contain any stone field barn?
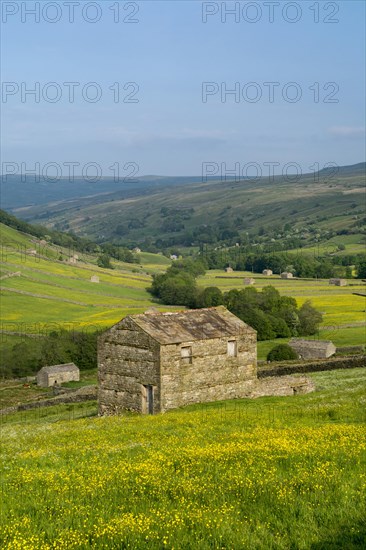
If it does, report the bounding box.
[98,306,257,415]
[36,363,80,387]
[289,339,336,360]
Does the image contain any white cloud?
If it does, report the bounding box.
[328,126,365,137]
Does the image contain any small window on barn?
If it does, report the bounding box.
[227,340,237,357]
[181,346,192,364]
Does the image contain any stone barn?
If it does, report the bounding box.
[289,339,336,360]
[262,269,273,276]
[243,277,255,285]
[281,272,293,279]
[90,275,100,283]
[225,267,234,273]
[98,306,257,415]
[36,363,80,387]
[329,278,347,286]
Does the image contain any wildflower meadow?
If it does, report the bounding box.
[1,368,365,549]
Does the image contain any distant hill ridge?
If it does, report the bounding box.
[1,162,365,211]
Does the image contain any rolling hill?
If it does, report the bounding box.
[0,222,173,336]
[1,218,365,365]
[6,163,365,251]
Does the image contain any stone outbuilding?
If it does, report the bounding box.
[98,306,257,415]
[281,272,293,279]
[225,267,234,273]
[243,277,255,285]
[90,275,100,283]
[329,278,347,286]
[36,363,80,387]
[262,269,273,276]
[289,339,336,360]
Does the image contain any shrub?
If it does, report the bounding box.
[267,344,298,362]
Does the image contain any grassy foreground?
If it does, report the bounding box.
[1,368,365,549]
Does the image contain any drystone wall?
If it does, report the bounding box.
[250,376,315,398]
[258,355,366,378]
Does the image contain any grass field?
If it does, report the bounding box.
[1,225,365,354]
[1,368,365,549]
[0,369,97,410]
[302,233,366,256]
[0,227,173,333]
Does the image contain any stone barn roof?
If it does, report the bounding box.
[115,306,256,345]
[289,339,336,359]
[290,339,333,350]
[38,363,79,375]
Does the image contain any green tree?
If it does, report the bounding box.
[239,308,275,341]
[298,300,323,335]
[97,254,114,269]
[9,342,40,377]
[159,273,197,307]
[345,266,352,278]
[258,286,281,313]
[168,258,207,278]
[267,315,292,338]
[149,273,168,297]
[198,287,224,308]
[69,331,97,370]
[357,260,366,279]
[316,261,335,278]
[39,332,69,367]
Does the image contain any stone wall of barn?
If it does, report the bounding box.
[46,371,79,387]
[160,331,257,411]
[36,371,49,387]
[36,369,79,387]
[289,341,336,360]
[98,318,161,415]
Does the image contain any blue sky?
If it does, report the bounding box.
[1,0,365,177]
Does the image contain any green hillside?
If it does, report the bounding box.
[15,163,366,252]
[0,219,364,379]
[0,222,173,332]
[0,220,178,378]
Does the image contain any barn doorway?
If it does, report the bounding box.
[142,384,154,414]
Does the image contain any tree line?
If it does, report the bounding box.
[0,330,98,379]
[200,248,364,278]
[148,260,323,340]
